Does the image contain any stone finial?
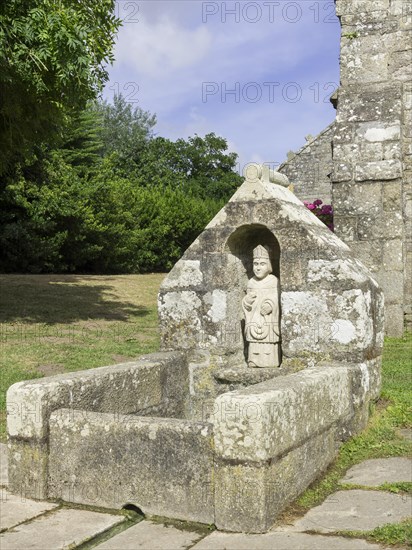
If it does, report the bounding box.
[243,163,290,188]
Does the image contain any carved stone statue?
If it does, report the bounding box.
[242,245,280,368]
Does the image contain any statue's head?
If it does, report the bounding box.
[252,245,272,279]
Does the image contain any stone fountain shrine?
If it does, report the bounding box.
[7,166,384,533]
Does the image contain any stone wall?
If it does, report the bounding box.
[278,123,334,204]
[331,0,411,336]
[277,0,411,335]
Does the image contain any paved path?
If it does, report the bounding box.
[0,443,410,549]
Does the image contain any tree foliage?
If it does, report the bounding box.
[0,0,121,174]
[0,96,243,273]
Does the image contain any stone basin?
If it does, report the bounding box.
[7,351,379,533]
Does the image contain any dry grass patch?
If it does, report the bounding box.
[0,273,165,440]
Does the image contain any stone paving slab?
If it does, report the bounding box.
[0,489,58,531]
[191,531,389,549]
[0,443,8,486]
[341,457,412,486]
[96,520,204,549]
[0,508,124,550]
[277,490,412,533]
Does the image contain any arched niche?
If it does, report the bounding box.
[223,225,282,366]
[225,224,280,279]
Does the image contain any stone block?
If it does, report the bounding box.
[333,122,355,144]
[336,84,402,123]
[0,508,125,550]
[364,357,382,401]
[404,108,412,138]
[7,353,187,440]
[357,211,403,241]
[285,490,412,533]
[212,367,352,462]
[331,163,352,182]
[356,122,400,143]
[214,429,338,533]
[158,291,203,350]
[6,440,48,500]
[383,304,405,336]
[48,410,215,524]
[382,239,403,271]
[96,521,204,550]
[0,443,8,487]
[355,160,402,181]
[334,215,357,242]
[359,142,384,161]
[340,38,389,85]
[375,270,404,304]
[335,0,389,17]
[192,531,386,549]
[389,49,412,81]
[383,141,401,160]
[0,489,58,531]
[341,457,412,486]
[332,181,382,216]
[332,143,360,163]
[349,241,382,273]
[160,260,203,290]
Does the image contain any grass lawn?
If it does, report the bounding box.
[0,275,411,544]
[0,273,165,440]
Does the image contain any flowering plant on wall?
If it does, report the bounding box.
[303,199,334,231]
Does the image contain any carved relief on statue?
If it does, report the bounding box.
[242,245,280,368]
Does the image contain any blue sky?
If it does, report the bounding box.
[104,1,341,172]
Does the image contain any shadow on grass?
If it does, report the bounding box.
[0,275,150,324]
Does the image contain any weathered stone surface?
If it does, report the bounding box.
[278,124,333,203]
[96,520,204,550]
[159,168,382,375]
[192,531,388,549]
[283,490,412,533]
[357,211,403,241]
[214,429,338,533]
[333,182,382,216]
[213,367,281,385]
[213,366,351,462]
[0,489,57,531]
[355,160,402,182]
[6,440,49,500]
[356,122,401,143]
[384,304,405,337]
[341,458,412,486]
[7,352,187,440]
[0,444,7,486]
[0,508,124,550]
[375,270,404,305]
[5,167,385,534]
[48,409,214,524]
[332,0,409,337]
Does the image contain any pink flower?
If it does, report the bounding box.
[307,204,316,210]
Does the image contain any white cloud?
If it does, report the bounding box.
[106,1,341,170]
[114,15,212,77]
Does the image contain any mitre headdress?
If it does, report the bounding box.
[253,245,273,272]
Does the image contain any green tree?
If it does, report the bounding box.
[96,95,157,175]
[0,0,121,174]
[137,133,243,200]
[59,105,104,178]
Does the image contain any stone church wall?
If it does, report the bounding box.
[277,0,411,335]
[278,123,334,204]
